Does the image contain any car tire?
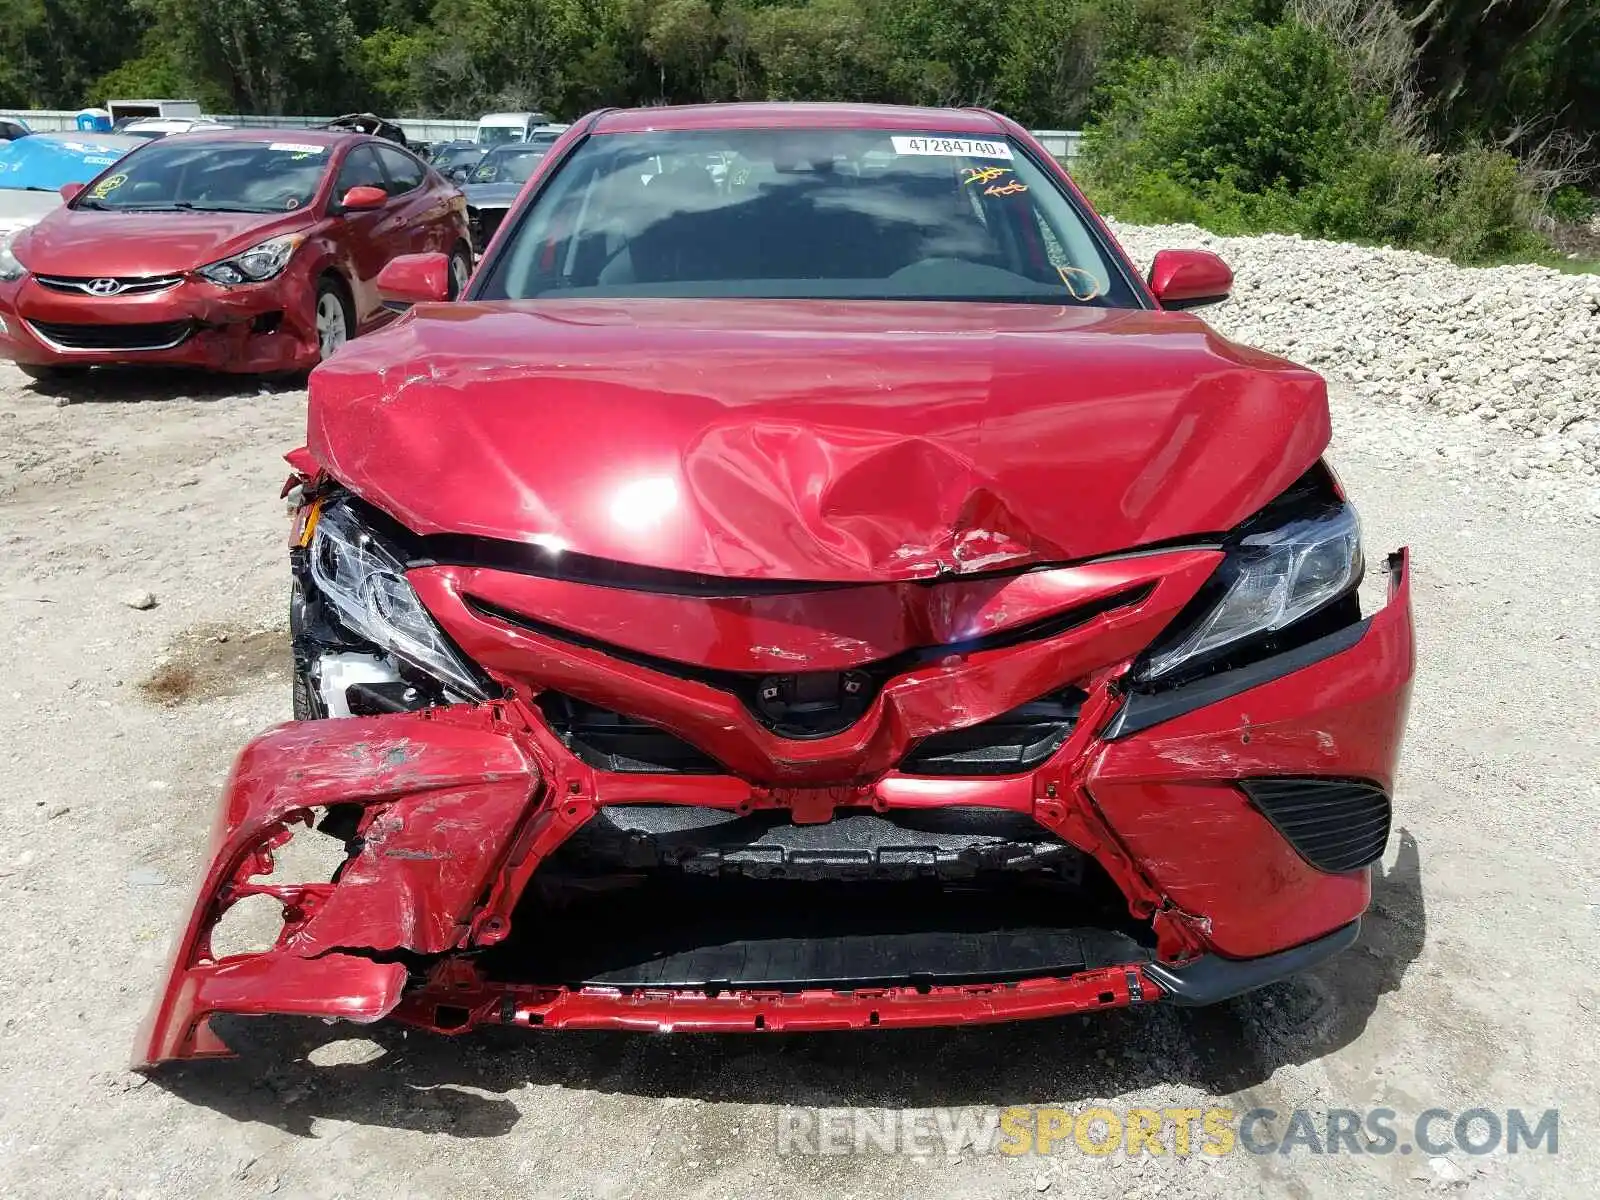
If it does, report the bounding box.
[313,276,356,362]
[447,243,472,299]
[17,363,90,382]
[289,581,325,721]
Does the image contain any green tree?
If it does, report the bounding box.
[158,0,361,113]
[0,0,157,108]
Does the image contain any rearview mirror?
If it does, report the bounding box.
[1147,249,1233,309]
[59,181,84,202]
[339,185,388,212]
[378,252,451,309]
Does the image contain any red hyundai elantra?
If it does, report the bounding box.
[0,128,470,378]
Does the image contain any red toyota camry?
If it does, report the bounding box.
[0,129,470,378]
[139,103,1414,1066]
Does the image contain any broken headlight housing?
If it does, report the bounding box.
[308,498,488,701]
[197,234,304,285]
[0,233,26,282]
[1140,499,1363,682]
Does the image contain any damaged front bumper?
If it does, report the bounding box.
[0,270,324,374]
[136,552,1413,1067]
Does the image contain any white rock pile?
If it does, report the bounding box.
[1111,222,1600,486]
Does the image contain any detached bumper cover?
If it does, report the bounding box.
[137,554,1413,1066]
[136,706,541,1066]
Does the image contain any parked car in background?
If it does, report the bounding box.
[475,111,554,146]
[109,99,203,128]
[135,102,1414,1064]
[0,129,470,379]
[319,114,410,147]
[462,141,548,252]
[0,131,142,223]
[432,140,485,183]
[1,116,30,142]
[121,117,230,141]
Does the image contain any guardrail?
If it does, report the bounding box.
[2,109,1084,158]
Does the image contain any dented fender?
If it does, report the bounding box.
[135,705,540,1068]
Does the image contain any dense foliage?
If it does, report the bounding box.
[1,0,1593,262]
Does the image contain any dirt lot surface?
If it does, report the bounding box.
[1,343,1597,1198]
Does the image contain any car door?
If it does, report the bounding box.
[375,144,456,259]
[328,143,397,326]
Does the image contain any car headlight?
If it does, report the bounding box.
[308,498,488,701]
[1140,501,1363,681]
[197,234,304,285]
[0,234,26,282]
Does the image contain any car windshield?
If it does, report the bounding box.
[478,125,524,147]
[470,146,546,185]
[73,139,331,213]
[479,128,1139,306]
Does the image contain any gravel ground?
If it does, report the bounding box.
[1,231,1597,1199]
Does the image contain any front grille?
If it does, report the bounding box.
[1239,777,1391,873]
[537,692,723,773]
[900,689,1085,775]
[34,274,183,297]
[27,318,193,352]
[470,584,1149,740]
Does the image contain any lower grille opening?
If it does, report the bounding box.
[537,692,723,773]
[478,806,1154,991]
[900,689,1086,775]
[27,318,194,352]
[1239,777,1391,873]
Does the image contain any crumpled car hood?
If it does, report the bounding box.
[307,298,1329,581]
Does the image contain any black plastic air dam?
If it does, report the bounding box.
[1143,920,1362,1005]
[481,870,1156,992]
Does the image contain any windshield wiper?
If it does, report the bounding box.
[101,201,281,214]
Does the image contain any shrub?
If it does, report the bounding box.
[1080,11,1555,264]
[1425,148,1548,262]
[1089,21,1379,194]
[1548,185,1597,225]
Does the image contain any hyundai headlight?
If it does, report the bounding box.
[197,234,304,285]
[0,234,25,282]
[308,498,488,700]
[1141,502,1363,681]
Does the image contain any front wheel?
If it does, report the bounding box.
[447,243,472,299]
[313,276,355,361]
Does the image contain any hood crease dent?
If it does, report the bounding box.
[308,299,1330,582]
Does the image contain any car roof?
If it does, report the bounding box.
[148,127,358,148]
[30,132,147,150]
[125,117,220,127]
[591,102,1007,136]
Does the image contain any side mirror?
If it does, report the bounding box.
[378,252,451,309]
[60,181,85,202]
[447,166,471,184]
[1147,249,1233,310]
[339,185,388,212]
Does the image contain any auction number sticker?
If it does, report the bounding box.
[268,142,326,155]
[892,135,1013,160]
